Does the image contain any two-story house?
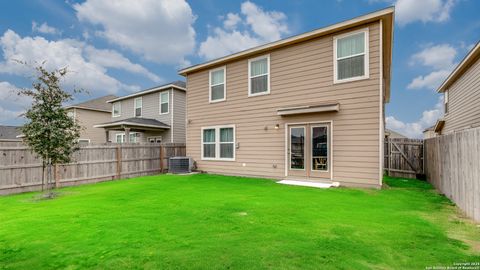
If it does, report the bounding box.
[94,81,186,143]
[179,8,394,188]
[433,42,480,135]
[65,95,117,144]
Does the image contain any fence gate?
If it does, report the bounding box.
[384,138,424,179]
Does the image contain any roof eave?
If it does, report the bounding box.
[437,42,480,93]
[93,121,170,130]
[65,106,111,113]
[107,84,186,103]
[178,7,395,76]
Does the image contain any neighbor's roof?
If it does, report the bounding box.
[438,41,480,93]
[178,7,394,101]
[423,125,435,133]
[93,117,170,129]
[385,128,407,138]
[0,125,22,140]
[65,95,117,112]
[107,81,186,103]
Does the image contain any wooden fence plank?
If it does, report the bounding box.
[0,143,185,195]
[425,127,480,222]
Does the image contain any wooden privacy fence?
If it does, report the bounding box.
[0,143,186,195]
[384,138,424,179]
[424,127,480,222]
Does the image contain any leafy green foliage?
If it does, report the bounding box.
[19,64,82,166]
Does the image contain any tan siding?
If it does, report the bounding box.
[443,57,480,133]
[73,108,111,143]
[186,22,382,187]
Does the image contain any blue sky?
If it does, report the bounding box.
[0,0,478,138]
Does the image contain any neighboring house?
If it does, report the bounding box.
[434,42,480,135]
[0,125,22,142]
[179,8,394,188]
[94,81,186,143]
[65,95,117,144]
[423,126,436,139]
[385,129,407,139]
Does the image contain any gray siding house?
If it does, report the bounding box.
[434,42,480,135]
[65,95,117,144]
[95,81,186,143]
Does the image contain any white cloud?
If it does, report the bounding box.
[407,69,452,90]
[386,96,444,138]
[223,13,242,30]
[84,46,162,83]
[199,1,289,60]
[0,107,21,124]
[32,21,61,35]
[395,0,457,26]
[241,1,289,42]
[0,81,32,124]
[74,0,196,65]
[410,44,457,70]
[199,29,263,60]
[407,44,457,90]
[0,30,165,94]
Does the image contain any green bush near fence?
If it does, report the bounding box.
[0,174,479,269]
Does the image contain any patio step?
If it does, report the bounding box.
[277,180,340,189]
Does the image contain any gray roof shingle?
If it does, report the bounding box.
[95,118,170,129]
[0,125,22,140]
[107,81,186,103]
[67,95,117,112]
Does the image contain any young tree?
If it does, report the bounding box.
[19,64,82,197]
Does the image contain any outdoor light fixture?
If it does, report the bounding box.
[274,124,280,129]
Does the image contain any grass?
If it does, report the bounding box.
[0,174,479,269]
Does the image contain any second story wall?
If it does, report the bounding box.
[185,21,383,185]
[443,57,480,134]
[68,108,111,143]
[111,89,173,125]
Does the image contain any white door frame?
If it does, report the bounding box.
[284,120,333,180]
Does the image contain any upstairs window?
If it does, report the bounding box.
[334,29,369,83]
[160,92,169,114]
[444,91,449,114]
[134,97,142,117]
[112,102,121,117]
[248,55,270,96]
[209,67,226,102]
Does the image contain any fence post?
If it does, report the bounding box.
[54,164,60,188]
[116,145,122,179]
[160,145,164,173]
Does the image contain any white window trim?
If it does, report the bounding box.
[116,133,124,143]
[159,91,169,115]
[112,102,121,118]
[289,126,306,171]
[310,124,330,173]
[209,66,227,103]
[134,97,142,117]
[248,54,270,97]
[201,124,236,161]
[333,28,369,84]
[444,90,449,115]
[147,136,163,143]
[116,132,139,143]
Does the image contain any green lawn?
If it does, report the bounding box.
[0,174,479,269]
